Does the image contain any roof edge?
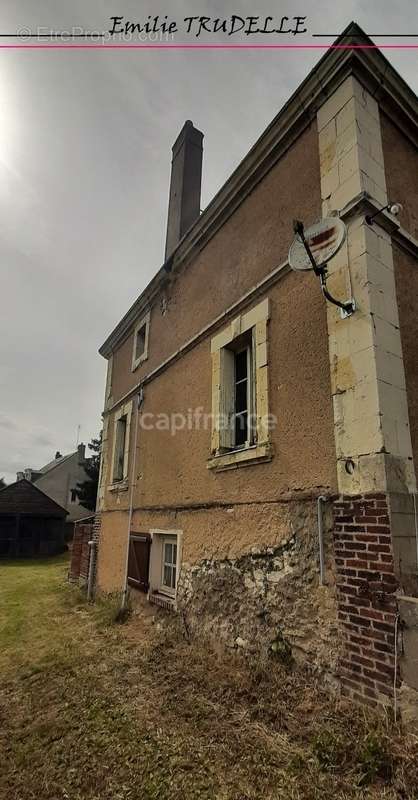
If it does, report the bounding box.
[1,479,69,516]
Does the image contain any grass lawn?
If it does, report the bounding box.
[0,556,417,800]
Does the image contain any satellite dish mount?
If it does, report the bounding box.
[290,218,355,318]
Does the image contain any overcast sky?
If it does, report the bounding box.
[0,1,417,483]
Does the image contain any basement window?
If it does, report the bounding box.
[161,536,178,596]
[148,529,182,606]
[132,311,150,371]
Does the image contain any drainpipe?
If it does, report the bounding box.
[87,539,96,601]
[120,387,144,612]
[317,495,327,586]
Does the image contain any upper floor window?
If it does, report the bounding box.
[208,298,272,471]
[132,311,150,371]
[111,400,132,484]
[113,415,127,482]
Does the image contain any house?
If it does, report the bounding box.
[17,444,92,535]
[93,23,418,712]
[0,479,67,558]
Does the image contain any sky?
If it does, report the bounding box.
[0,1,417,483]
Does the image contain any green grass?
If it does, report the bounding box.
[0,557,417,800]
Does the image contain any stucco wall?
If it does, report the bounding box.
[103,273,337,512]
[110,122,323,403]
[381,114,418,475]
[98,269,337,592]
[97,117,338,596]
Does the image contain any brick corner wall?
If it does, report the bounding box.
[333,494,399,705]
[69,517,99,585]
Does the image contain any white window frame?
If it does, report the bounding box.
[148,529,183,602]
[132,310,150,371]
[160,536,178,597]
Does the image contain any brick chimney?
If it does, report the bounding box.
[165,120,203,261]
[77,443,86,464]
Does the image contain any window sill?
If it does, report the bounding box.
[108,480,129,493]
[207,442,273,472]
[131,355,148,372]
[149,591,176,611]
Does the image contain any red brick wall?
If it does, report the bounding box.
[333,494,399,705]
[69,521,94,582]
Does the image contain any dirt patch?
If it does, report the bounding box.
[0,559,418,799]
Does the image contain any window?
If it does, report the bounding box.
[132,311,150,371]
[232,333,254,449]
[209,298,272,471]
[135,324,146,361]
[110,400,132,487]
[148,529,182,605]
[70,488,78,503]
[161,537,177,595]
[113,415,127,482]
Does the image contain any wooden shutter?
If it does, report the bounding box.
[128,534,151,592]
[219,347,235,450]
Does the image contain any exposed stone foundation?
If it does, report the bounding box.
[177,499,341,680]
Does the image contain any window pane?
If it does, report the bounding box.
[163,564,172,587]
[235,349,248,382]
[235,412,248,446]
[235,380,247,413]
[114,416,127,481]
[172,566,176,589]
[164,542,173,563]
[135,325,146,360]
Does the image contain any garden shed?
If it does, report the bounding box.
[0,479,67,558]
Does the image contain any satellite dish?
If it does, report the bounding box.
[289,217,346,271]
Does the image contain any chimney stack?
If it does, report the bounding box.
[165,120,203,261]
[77,443,86,463]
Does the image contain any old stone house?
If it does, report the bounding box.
[94,23,418,713]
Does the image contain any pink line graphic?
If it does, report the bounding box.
[0,43,418,50]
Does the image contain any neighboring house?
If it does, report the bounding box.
[93,24,418,712]
[17,444,92,534]
[0,479,67,558]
